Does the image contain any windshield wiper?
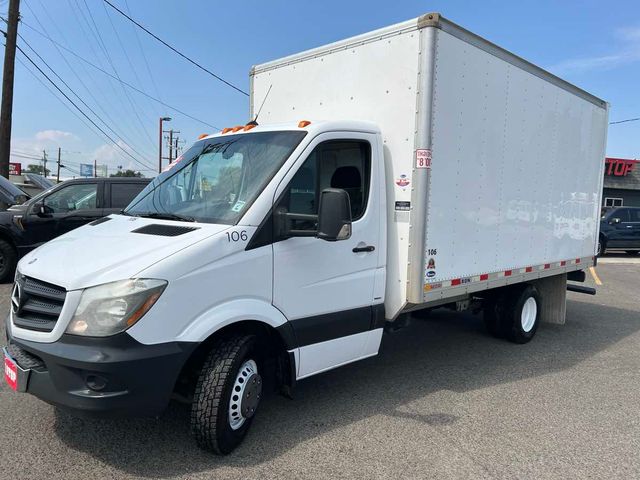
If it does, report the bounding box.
[135,212,196,222]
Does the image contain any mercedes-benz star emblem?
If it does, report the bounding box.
[11,282,20,314]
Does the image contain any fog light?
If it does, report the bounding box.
[85,375,108,391]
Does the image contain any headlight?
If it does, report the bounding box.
[66,279,167,337]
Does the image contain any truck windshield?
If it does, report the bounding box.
[125,130,306,224]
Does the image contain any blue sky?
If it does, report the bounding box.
[2,0,639,176]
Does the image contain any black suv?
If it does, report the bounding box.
[0,177,151,281]
[599,206,640,256]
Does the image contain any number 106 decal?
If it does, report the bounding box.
[226,230,248,242]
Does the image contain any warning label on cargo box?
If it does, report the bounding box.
[416,149,432,169]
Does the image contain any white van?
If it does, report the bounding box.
[3,13,608,454]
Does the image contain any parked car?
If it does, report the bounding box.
[599,206,640,255]
[10,173,55,197]
[0,177,151,281]
[0,174,30,211]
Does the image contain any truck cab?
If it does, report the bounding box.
[5,121,386,453]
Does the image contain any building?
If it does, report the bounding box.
[602,157,640,207]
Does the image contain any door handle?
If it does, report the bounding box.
[352,245,375,253]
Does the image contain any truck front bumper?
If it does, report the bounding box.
[4,324,197,417]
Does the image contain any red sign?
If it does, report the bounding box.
[605,157,638,177]
[9,162,21,176]
[4,356,18,391]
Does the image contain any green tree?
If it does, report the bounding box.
[110,169,144,178]
[25,164,50,176]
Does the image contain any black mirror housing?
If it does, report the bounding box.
[317,188,352,241]
[610,217,621,225]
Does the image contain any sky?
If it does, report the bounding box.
[1,0,639,177]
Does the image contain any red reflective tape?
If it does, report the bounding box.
[525,267,533,272]
[451,279,461,286]
[560,261,566,266]
[576,258,581,264]
[480,274,489,281]
[544,264,550,269]
[504,270,512,277]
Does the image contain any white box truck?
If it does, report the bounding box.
[3,13,608,454]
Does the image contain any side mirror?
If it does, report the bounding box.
[317,188,352,241]
[610,217,621,225]
[37,203,53,218]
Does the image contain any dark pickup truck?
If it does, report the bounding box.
[0,177,151,281]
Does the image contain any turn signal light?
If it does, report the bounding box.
[298,120,311,128]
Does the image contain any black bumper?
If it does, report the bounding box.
[5,325,197,417]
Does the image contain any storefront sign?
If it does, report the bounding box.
[9,163,21,175]
[605,157,638,177]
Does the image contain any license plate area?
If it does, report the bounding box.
[3,348,30,392]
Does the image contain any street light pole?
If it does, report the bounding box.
[158,116,171,173]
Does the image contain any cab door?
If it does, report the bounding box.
[271,132,384,379]
[23,182,102,246]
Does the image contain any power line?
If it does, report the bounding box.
[14,42,156,171]
[17,32,156,165]
[609,117,640,125]
[123,0,163,110]
[23,0,155,159]
[103,0,248,97]
[17,19,219,130]
[81,0,156,150]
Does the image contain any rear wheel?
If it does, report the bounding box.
[597,239,606,256]
[625,250,640,255]
[0,240,17,283]
[190,335,263,454]
[503,285,541,344]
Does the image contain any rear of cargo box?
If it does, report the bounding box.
[416,16,608,305]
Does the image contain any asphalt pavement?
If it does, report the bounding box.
[0,258,639,479]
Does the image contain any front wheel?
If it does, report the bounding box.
[190,335,263,454]
[0,239,17,283]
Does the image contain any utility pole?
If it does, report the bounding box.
[168,129,174,163]
[42,150,47,177]
[94,159,97,178]
[158,116,171,173]
[56,147,61,183]
[0,0,20,179]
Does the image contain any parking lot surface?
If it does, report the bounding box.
[1,260,639,479]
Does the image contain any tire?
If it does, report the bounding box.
[190,335,263,455]
[0,239,17,283]
[596,238,606,257]
[625,250,640,255]
[484,294,505,338]
[502,285,541,344]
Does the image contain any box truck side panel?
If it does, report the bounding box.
[251,23,423,318]
[419,28,608,299]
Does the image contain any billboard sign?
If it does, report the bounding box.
[9,163,21,175]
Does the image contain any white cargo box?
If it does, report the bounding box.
[251,13,608,319]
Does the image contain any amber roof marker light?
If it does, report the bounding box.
[298,120,311,128]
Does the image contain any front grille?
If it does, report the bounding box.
[12,275,66,333]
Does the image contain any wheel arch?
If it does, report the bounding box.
[174,306,298,400]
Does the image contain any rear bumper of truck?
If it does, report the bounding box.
[4,321,197,417]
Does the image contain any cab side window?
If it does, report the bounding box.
[628,209,640,223]
[614,209,631,223]
[43,183,98,213]
[279,140,371,231]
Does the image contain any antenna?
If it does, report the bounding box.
[248,84,272,126]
